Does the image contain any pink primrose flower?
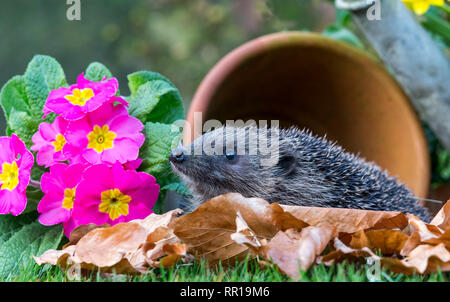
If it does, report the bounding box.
[63,102,145,165]
[123,158,143,170]
[43,73,126,121]
[0,134,34,216]
[71,162,159,228]
[31,116,69,167]
[37,163,86,237]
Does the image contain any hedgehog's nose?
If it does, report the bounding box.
[170,145,185,163]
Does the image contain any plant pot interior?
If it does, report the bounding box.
[188,33,430,199]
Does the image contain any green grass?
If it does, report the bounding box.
[3,257,450,282]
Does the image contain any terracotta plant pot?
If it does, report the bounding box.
[186,32,430,198]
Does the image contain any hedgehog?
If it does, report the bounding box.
[169,125,432,221]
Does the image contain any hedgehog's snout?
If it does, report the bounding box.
[170,142,186,163]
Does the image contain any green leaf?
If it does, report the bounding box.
[336,9,351,27]
[127,71,175,97]
[423,9,450,43]
[23,186,44,214]
[140,122,181,179]
[85,62,114,82]
[128,80,184,124]
[85,62,119,96]
[24,55,67,119]
[22,166,46,213]
[152,190,167,215]
[322,25,364,49]
[0,212,37,246]
[0,75,30,120]
[162,181,191,197]
[7,108,39,148]
[0,218,63,279]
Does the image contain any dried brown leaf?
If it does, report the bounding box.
[407,213,442,240]
[322,237,450,276]
[143,225,185,268]
[320,237,377,265]
[431,200,450,230]
[171,194,273,265]
[34,209,184,275]
[382,244,450,275]
[349,229,409,255]
[74,222,148,273]
[282,205,407,233]
[399,243,450,274]
[171,193,309,266]
[171,193,411,270]
[230,211,265,250]
[423,230,450,249]
[64,223,110,248]
[263,225,334,280]
[400,231,421,256]
[267,203,309,231]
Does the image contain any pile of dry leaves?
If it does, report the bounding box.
[34,193,450,280]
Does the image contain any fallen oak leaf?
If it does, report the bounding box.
[33,245,76,267]
[34,209,184,275]
[169,193,450,277]
[400,231,422,256]
[134,209,183,233]
[172,193,407,269]
[422,230,450,249]
[398,243,450,274]
[267,203,309,231]
[382,244,450,275]
[349,229,409,256]
[430,200,450,230]
[407,213,442,241]
[230,211,264,250]
[282,205,407,234]
[63,223,110,248]
[319,237,377,266]
[170,193,309,266]
[228,209,334,279]
[37,223,148,275]
[143,226,186,268]
[322,238,450,276]
[263,225,334,280]
[66,222,149,274]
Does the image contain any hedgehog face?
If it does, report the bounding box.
[170,126,276,201]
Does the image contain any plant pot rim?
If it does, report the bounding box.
[188,31,383,126]
[186,31,430,199]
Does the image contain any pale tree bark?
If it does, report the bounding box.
[337,0,450,153]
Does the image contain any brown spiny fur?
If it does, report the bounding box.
[170,126,431,221]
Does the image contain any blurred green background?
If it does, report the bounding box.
[0,0,335,112]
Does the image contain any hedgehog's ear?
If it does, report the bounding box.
[276,152,297,176]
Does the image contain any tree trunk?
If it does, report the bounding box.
[338,0,450,153]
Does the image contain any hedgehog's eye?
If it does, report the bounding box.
[225,151,236,161]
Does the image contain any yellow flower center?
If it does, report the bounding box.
[98,188,131,220]
[52,134,66,152]
[402,0,444,15]
[87,125,116,153]
[62,188,76,210]
[65,88,95,106]
[0,161,19,191]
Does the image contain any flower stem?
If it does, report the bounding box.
[29,179,41,188]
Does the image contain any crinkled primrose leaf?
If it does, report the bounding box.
[0,213,63,280]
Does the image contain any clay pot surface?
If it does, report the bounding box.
[186,32,430,198]
[428,184,450,216]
